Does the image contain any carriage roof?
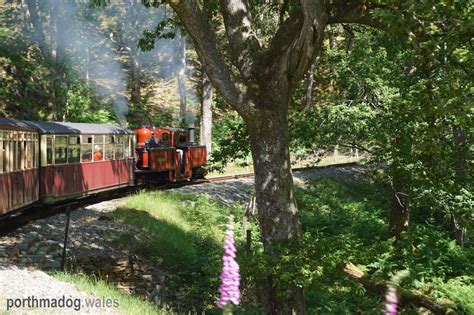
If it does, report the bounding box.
[0,118,36,131]
[23,121,134,135]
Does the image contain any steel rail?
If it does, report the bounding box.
[0,161,359,235]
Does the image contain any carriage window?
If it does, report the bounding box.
[124,136,130,158]
[161,133,170,145]
[115,136,124,159]
[69,147,81,163]
[33,135,38,168]
[55,136,68,164]
[20,133,25,170]
[69,136,80,145]
[81,136,93,162]
[7,140,13,172]
[3,140,8,173]
[13,134,23,171]
[25,140,32,169]
[105,136,114,160]
[67,136,80,164]
[0,138,3,173]
[93,135,104,161]
[175,133,187,147]
[27,140,36,168]
[46,137,53,165]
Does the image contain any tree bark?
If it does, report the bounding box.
[247,106,304,314]
[344,263,448,314]
[25,0,48,56]
[200,72,212,154]
[163,1,381,313]
[453,126,469,185]
[50,0,68,120]
[175,29,187,120]
[304,65,314,110]
[389,169,410,238]
[130,45,141,104]
[451,126,470,245]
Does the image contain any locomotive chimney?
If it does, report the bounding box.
[188,127,195,144]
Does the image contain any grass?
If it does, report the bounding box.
[54,175,472,314]
[108,191,244,313]
[51,272,161,314]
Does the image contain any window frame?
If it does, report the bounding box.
[93,135,105,162]
[54,135,68,165]
[0,131,3,173]
[80,135,93,163]
[105,135,115,160]
[68,135,81,164]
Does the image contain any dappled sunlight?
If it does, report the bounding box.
[108,190,245,313]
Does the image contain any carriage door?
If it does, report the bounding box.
[11,131,22,208]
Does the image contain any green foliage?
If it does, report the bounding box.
[109,190,243,313]
[138,18,177,52]
[105,175,472,313]
[64,82,114,123]
[244,176,473,314]
[290,11,473,235]
[208,111,251,172]
[0,6,54,119]
[0,4,117,122]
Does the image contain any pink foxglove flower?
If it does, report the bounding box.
[385,286,398,315]
[216,216,241,309]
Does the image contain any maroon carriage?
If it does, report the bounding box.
[0,118,40,216]
[24,121,135,203]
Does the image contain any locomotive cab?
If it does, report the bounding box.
[134,126,206,183]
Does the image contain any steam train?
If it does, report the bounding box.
[0,118,207,218]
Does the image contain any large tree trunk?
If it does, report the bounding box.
[247,106,304,314]
[200,72,212,153]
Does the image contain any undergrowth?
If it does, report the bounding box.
[108,177,473,314]
[109,191,244,313]
[52,272,161,314]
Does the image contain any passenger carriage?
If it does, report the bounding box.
[0,117,207,218]
[0,118,39,215]
[24,121,135,202]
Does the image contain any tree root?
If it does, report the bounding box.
[343,262,450,314]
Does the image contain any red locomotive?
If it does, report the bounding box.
[134,126,207,182]
[0,118,207,218]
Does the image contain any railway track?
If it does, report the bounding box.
[0,161,358,235]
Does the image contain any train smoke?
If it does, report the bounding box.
[25,0,195,124]
[40,0,129,123]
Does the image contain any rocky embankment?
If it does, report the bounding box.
[0,199,166,307]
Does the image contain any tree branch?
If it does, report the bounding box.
[344,263,448,314]
[278,0,290,25]
[327,0,386,30]
[166,0,251,117]
[219,0,261,80]
[263,0,328,94]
